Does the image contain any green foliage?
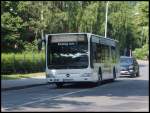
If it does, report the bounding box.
[1,52,45,74]
[1,1,149,55]
[133,44,149,60]
[80,2,99,32]
[133,1,149,46]
[24,40,38,52]
[1,12,24,31]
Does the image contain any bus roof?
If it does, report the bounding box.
[90,33,118,43]
[46,33,118,43]
[120,56,134,59]
[46,32,87,36]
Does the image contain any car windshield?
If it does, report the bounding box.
[120,57,133,65]
[47,34,88,69]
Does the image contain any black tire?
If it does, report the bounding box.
[97,67,102,85]
[113,67,116,79]
[131,73,136,78]
[111,67,116,81]
[56,83,63,88]
[136,69,140,77]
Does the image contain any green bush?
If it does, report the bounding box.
[1,52,45,74]
[24,40,39,52]
[133,44,149,60]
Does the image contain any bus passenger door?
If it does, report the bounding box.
[99,44,112,80]
[91,42,99,81]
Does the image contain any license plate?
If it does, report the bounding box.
[63,79,73,82]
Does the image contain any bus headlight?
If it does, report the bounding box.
[46,74,55,78]
[81,73,92,77]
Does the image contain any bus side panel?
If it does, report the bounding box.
[91,35,120,80]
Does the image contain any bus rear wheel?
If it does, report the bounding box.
[112,67,116,81]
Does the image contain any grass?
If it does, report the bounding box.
[1,72,45,80]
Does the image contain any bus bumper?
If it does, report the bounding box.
[46,76,97,83]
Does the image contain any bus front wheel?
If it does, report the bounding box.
[56,83,63,88]
[96,67,102,85]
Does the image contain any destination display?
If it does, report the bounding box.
[50,34,86,43]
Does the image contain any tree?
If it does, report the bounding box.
[134,2,149,45]
[1,1,149,54]
[1,1,26,52]
[1,1,46,52]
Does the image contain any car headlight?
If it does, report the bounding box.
[129,70,133,72]
[129,65,133,69]
[81,73,92,77]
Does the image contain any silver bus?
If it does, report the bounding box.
[45,33,120,87]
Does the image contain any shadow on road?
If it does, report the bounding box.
[54,80,115,89]
[2,61,149,111]
[119,75,140,78]
[4,78,148,111]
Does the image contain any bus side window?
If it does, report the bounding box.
[100,44,105,63]
[100,44,110,63]
[96,44,101,63]
[92,43,97,63]
[111,46,116,63]
[105,45,110,62]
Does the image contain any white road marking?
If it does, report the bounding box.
[5,89,90,110]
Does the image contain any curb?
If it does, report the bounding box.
[1,83,48,91]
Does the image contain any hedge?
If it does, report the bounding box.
[1,52,45,74]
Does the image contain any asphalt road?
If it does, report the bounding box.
[1,61,149,112]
